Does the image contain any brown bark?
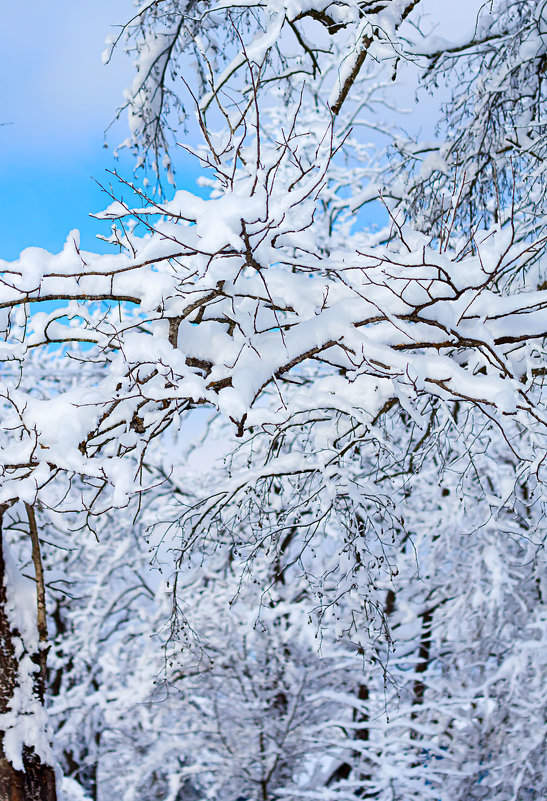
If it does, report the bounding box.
[0,505,57,801]
[25,504,48,704]
[0,748,57,801]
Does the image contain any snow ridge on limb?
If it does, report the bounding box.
[1,155,547,510]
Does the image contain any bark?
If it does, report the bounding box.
[0,506,57,801]
[26,504,48,703]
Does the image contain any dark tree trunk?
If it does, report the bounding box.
[409,605,434,747]
[0,749,58,801]
[326,589,398,791]
[411,607,433,710]
[0,507,57,801]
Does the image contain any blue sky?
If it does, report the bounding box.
[0,0,205,260]
[0,1,135,258]
[1,0,480,261]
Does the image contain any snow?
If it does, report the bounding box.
[2,0,547,797]
[0,534,54,769]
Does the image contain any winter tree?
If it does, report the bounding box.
[0,0,546,799]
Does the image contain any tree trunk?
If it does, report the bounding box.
[0,506,57,801]
[411,607,433,711]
